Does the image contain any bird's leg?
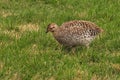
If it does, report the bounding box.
[62,46,71,54]
[85,44,90,53]
[71,46,76,55]
[85,44,89,49]
[65,46,76,54]
[71,48,75,54]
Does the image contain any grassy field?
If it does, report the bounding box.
[0,0,120,80]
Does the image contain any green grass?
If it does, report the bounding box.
[0,0,120,80]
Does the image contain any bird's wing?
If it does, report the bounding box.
[61,20,83,28]
[61,20,103,36]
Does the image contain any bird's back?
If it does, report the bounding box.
[61,20,103,33]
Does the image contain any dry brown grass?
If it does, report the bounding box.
[78,10,88,18]
[91,74,112,80]
[2,23,39,39]
[111,63,120,71]
[10,73,22,80]
[0,0,9,3]
[22,44,39,55]
[3,30,21,39]
[74,69,89,80]
[18,23,39,32]
[48,76,56,80]
[0,61,4,71]
[31,73,42,80]
[0,11,12,18]
[91,74,101,80]
[110,52,120,57]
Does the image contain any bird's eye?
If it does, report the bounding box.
[89,29,92,32]
[50,27,54,29]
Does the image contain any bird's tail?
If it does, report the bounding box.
[96,27,104,34]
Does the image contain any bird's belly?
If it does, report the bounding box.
[55,33,95,47]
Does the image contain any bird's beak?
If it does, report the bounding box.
[46,30,48,33]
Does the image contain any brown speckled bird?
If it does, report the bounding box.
[46,20,103,48]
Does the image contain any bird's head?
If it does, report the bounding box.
[46,23,58,33]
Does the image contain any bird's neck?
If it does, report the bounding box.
[52,28,59,36]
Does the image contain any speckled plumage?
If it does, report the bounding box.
[46,20,103,48]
